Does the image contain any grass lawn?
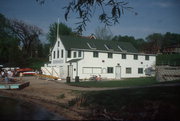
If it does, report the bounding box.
[69,85,180,120]
[69,77,180,88]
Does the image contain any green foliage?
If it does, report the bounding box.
[0,13,49,67]
[69,77,157,88]
[47,22,73,46]
[163,32,180,47]
[25,57,48,70]
[156,54,180,66]
[0,13,22,66]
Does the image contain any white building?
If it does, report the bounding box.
[41,35,156,81]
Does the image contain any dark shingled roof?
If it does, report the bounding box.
[60,36,138,53]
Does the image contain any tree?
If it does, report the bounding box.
[146,33,163,50]
[10,19,42,57]
[163,32,180,48]
[37,0,136,34]
[47,22,73,46]
[0,13,22,65]
[94,26,113,40]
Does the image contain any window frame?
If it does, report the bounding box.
[122,54,126,59]
[73,52,77,58]
[107,67,114,73]
[67,50,71,58]
[138,68,143,74]
[145,55,149,60]
[57,50,59,58]
[93,51,99,58]
[61,49,63,58]
[126,67,132,74]
[134,54,138,60]
[53,51,56,59]
[58,41,60,47]
[108,53,113,58]
[78,50,82,57]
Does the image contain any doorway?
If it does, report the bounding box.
[115,66,121,79]
[68,65,73,79]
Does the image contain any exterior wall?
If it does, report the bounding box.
[49,38,66,66]
[43,38,68,79]
[66,50,84,62]
[77,51,156,79]
[42,37,156,80]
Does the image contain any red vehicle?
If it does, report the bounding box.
[16,68,33,72]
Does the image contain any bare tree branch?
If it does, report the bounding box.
[10,19,42,57]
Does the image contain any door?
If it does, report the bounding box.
[59,66,64,78]
[68,65,73,79]
[115,66,121,79]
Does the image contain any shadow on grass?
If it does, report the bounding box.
[68,85,180,120]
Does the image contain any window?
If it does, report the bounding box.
[145,55,149,60]
[78,51,81,57]
[126,68,131,74]
[107,67,113,73]
[134,54,138,60]
[138,68,143,74]
[73,52,77,58]
[108,53,113,58]
[57,50,59,58]
[122,54,126,59]
[83,67,102,74]
[67,50,71,58]
[53,51,56,59]
[61,49,63,58]
[93,51,99,57]
[58,41,60,47]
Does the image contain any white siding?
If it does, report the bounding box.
[42,37,156,81]
[77,51,156,79]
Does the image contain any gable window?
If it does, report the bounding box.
[61,49,63,58]
[108,53,113,58]
[57,50,59,58]
[73,52,77,58]
[53,51,56,59]
[58,41,60,47]
[122,54,126,59]
[138,68,143,74]
[145,55,149,60]
[78,51,82,57]
[134,54,138,60]
[107,67,113,73]
[67,50,71,58]
[126,67,131,74]
[93,51,99,58]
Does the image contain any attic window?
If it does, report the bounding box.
[87,42,96,49]
[117,45,123,51]
[104,44,113,51]
[58,41,60,47]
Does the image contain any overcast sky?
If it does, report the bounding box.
[0,0,180,42]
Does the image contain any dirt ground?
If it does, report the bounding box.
[0,76,90,120]
[1,76,179,120]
